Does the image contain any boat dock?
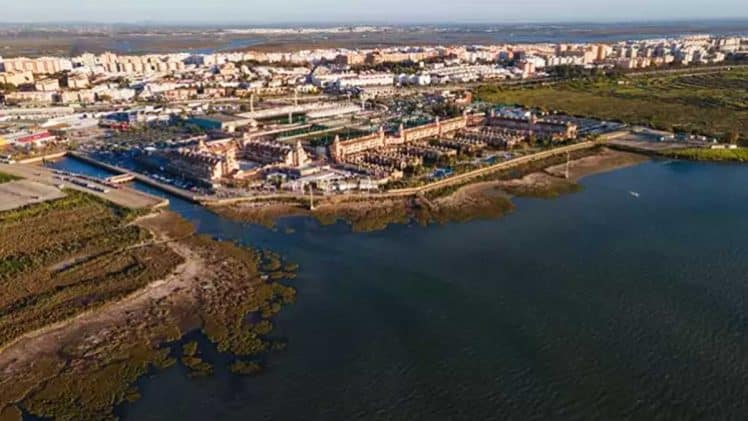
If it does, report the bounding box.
[66,152,203,203]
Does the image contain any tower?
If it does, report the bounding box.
[292,141,309,167]
[330,135,342,162]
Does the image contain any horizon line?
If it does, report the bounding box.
[2,17,748,27]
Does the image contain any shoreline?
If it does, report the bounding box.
[212,147,649,232]
[49,141,598,208]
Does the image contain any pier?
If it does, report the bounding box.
[66,152,204,203]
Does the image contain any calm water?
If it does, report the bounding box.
[51,158,748,419]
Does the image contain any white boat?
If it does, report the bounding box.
[629,191,640,198]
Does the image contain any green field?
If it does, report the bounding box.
[475,69,748,141]
[664,147,748,162]
[0,172,19,184]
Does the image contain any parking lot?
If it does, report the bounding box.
[0,179,66,212]
[0,162,167,209]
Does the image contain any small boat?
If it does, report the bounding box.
[629,191,640,198]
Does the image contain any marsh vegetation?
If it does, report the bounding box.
[663,147,748,162]
[0,195,298,420]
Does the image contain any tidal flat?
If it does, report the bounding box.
[0,194,297,420]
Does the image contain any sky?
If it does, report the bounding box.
[2,0,748,24]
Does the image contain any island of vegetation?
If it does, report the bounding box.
[0,172,19,183]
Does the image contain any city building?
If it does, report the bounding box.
[188,114,254,132]
[241,138,311,168]
[485,111,578,141]
[35,78,60,92]
[0,71,34,86]
[138,139,240,183]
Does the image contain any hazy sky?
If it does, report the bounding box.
[3,0,748,23]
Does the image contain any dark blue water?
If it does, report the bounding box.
[53,157,748,419]
[48,158,115,179]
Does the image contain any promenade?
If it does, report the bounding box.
[203,140,600,206]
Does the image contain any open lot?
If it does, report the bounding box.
[603,129,707,153]
[475,68,748,141]
[0,180,66,212]
[0,162,166,209]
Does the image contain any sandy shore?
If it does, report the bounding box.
[545,148,650,181]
